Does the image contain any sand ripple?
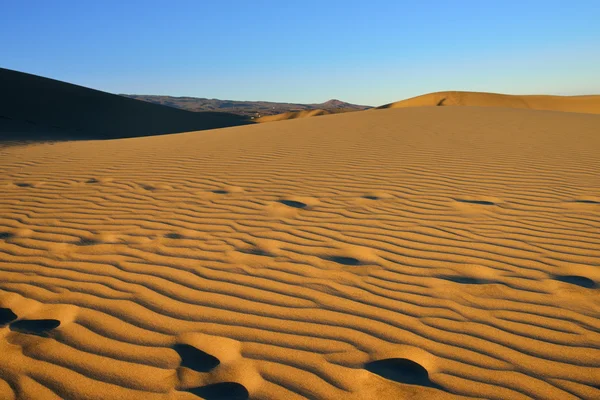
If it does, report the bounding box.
[0,107,599,399]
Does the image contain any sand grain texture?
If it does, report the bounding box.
[0,107,599,399]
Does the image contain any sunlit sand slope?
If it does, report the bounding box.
[0,107,599,399]
[379,91,600,114]
[255,109,332,122]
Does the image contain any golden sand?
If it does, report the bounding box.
[0,106,599,399]
[255,109,332,123]
[379,91,600,114]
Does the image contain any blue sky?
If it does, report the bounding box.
[2,1,599,106]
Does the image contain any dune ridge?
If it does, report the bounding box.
[379,91,600,114]
[254,109,333,123]
[0,106,599,399]
[0,68,251,142]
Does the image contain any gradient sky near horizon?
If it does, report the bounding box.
[2,1,599,106]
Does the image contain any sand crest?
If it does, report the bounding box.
[378,91,600,114]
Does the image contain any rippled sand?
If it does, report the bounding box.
[0,106,599,399]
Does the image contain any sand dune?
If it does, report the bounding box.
[0,68,251,141]
[254,109,333,123]
[379,91,600,114]
[0,106,599,399]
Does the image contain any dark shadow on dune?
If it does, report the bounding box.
[239,248,270,256]
[10,319,60,336]
[15,182,33,188]
[362,195,380,200]
[437,275,490,285]
[212,190,229,194]
[164,233,184,239]
[174,344,220,372]
[325,256,362,266]
[365,358,444,390]
[188,382,249,400]
[436,98,447,106]
[573,200,600,204]
[555,275,597,289]
[0,67,252,142]
[455,199,496,206]
[0,308,18,325]
[76,238,100,246]
[0,232,14,240]
[278,200,307,209]
[86,178,100,184]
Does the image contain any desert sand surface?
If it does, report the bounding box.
[379,91,600,114]
[0,68,250,142]
[254,109,333,123]
[0,106,599,400]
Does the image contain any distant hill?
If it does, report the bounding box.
[0,68,251,142]
[122,94,372,117]
[379,91,600,114]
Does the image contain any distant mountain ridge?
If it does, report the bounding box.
[121,94,372,117]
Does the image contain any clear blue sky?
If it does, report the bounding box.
[2,1,599,106]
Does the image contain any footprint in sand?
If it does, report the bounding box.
[173,342,250,399]
[365,358,444,391]
[278,199,308,208]
[0,308,18,325]
[325,256,362,266]
[214,186,245,195]
[267,196,319,217]
[554,275,597,289]
[14,182,34,188]
[1,307,61,337]
[174,344,221,373]
[188,382,249,400]
[196,186,245,198]
[9,319,61,337]
[361,191,394,201]
[173,333,255,400]
[1,299,78,341]
[320,245,380,268]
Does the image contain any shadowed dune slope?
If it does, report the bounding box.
[0,107,599,399]
[0,68,251,141]
[379,91,600,114]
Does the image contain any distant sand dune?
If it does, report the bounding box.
[255,109,333,122]
[379,91,600,114]
[0,106,599,399]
